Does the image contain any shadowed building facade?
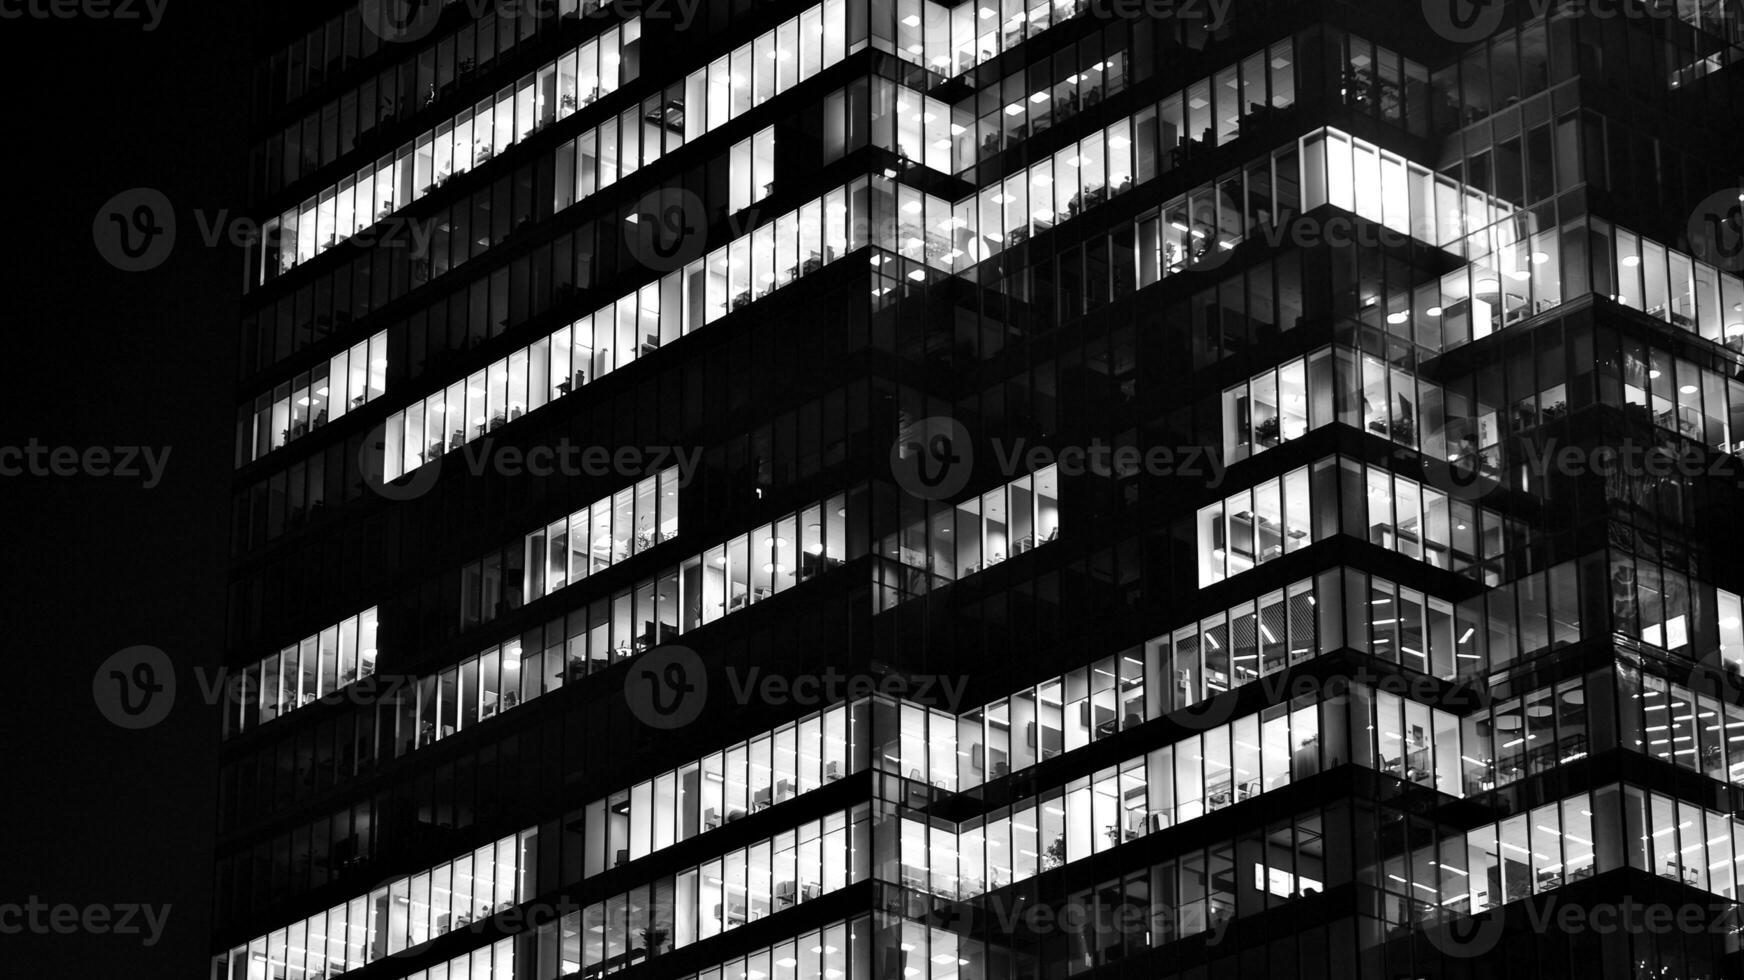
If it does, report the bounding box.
[211,0,1744,977]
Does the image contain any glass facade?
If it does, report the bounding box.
[238,331,389,465]
[580,700,871,875]
[217,830,535,980]
[537,804,871,976]
[257,20,645,283]
[225,607,379,737]
[219,0,1744,978]
[660,917,873,980]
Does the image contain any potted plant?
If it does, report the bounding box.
[1043,835,1066,869]
[1253,416,1282,445]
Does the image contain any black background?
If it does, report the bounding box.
[4,2,251,976]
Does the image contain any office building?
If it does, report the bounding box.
[211,0,1744,976]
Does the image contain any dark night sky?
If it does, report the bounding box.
[3,3,253,976]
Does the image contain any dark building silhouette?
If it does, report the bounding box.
[211,0,1744,977]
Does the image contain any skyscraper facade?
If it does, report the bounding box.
[212,0,1744,977]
